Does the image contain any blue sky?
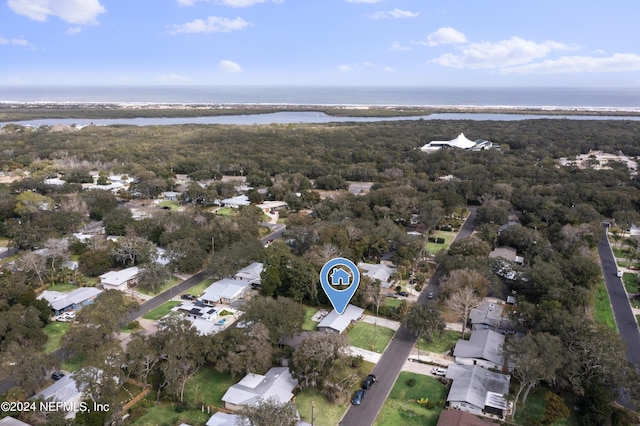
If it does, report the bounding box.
[1,0,640,86]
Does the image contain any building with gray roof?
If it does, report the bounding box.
[445,364,510,419]
[453,329,505,371]
[38,287,101,316]
[317,304,364,334]
[221,367,297,412]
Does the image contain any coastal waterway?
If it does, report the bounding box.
[3,111,640,128]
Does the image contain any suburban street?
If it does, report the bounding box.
[598,226,640,409]
[340,207,477,426]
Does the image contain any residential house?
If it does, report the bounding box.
[221,367,298,412]
[162,191,180,202]
[32,373,83,419]
[38,287,102,316]
[420,133,493,152]
[206,412,241,426]
[469,301,525,336]
[171,302,240,335]
[256,201,288,214]
[436,410,497,426]
[221,195,250,208]
[453,329,505,371]
[488,246,524,265]
[200,278,252,305]
[358,262,396,289]
[0,417,32,426]
[234,262,264,285]
[317,304,364,334]
[99,266,140,291]
[445,364,510,418]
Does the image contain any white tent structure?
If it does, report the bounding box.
[421,133,492,152]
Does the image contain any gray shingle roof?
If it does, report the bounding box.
[221,367,297,407]
[453,329,505,366]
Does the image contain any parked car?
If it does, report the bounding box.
[51,371,65,381]
[427,292,434,299]
[55,312,74,322]
[351,389,366,405]
[181,294,195,300]
[361,374,377,390]
[617,270,624,278]
[396,291,409,297]
[432,367,447,376]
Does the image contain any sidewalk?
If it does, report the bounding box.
[348,346,381,364]
[361,315,400,331]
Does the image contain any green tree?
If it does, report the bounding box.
[542,391,570,425]
[240,296,305,342]
[290,332,349,390]
[237,396,298,426]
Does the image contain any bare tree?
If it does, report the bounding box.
[16,251,47,285]
[441,269,488,338]
[44,237,70,271]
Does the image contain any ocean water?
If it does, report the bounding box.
[1,85,640,109]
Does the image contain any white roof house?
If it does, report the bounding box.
[32,373,83,419]
[317,304,364,334]
[221,367,298,412]
[221,195,250,208]
[206,412,241,426]
[445,364,510,418]
[200,278,252,305]
[358,262,396,288]
[234,262,264,284]
[99,266,140,291]
[0,417,31,426]
[38,287,101,315]
[453,329,505,371]
[469,301,524,336]
[421,133,492,152]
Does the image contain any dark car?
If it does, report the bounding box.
[51,371,65,381]
[180,294,195,300]
[361,374,377,390]
[427,292,434,299]
[351,389,366,405]
[396,291,409,297]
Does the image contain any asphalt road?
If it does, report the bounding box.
[598,226,640,409]
[340,207,477,426]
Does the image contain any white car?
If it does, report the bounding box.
[617,270,624,278]
[432,367,447,376]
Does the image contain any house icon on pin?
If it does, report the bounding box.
[330,268,351,286]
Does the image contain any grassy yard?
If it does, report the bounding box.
[186,277,216,298]
[593,280,616,331]
[43,321,70,354]
[47,283,79,292]
[302,306,320,331]
[514,387,575,426]
[136,276,183,296]
[426,230,457,255]
[348,322,396,353]
[296,361,375,426]
[384,297,402,308]
[183,367,236,408]
[375,372,446,426]
[142,301,182,320]
[128,400,210,426]
[62,353,85,372]
[415,330,461,355]
[215,207,236,217]
[623,272,640,293]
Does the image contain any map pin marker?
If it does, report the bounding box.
[320,257,361,315]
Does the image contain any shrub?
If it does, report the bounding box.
[427,237,436,242]
[351,355,364,368]
[436,237,445,244]
[414,284,423,292]
[406,378,417,387]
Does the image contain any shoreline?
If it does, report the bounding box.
[1,102,640,121]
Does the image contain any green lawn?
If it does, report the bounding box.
[43,321,70,354]
[62,353,85,372]
[186,277,216,298]
[136,276,183,296]
[47,283,79,292]
[157,200,180,210]
[594,280,616,331]
[348,322,395,353]
[183,367,236,408]
[514,387,575,426]
[128,400,210,426]
[623,272,640,293]
[384,297,402,308]
[142,301,182,320]
[302,307,320,331]
[296,361,375,426]
[415,330,461,354]
[426,230,457,254]
[375,372,446,426]
[215,207,236,216]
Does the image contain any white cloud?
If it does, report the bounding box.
[337,64,353,72]
[8,0,106,24]
[219,60,243,73]
[390,41,410,51]
[503,53,640,74]
[154,73,192,83]
[169,16,251,34]
[368,9,419,20]
[421,27,467,46]
[66,27,83,35]
[383,66,394,72]
[178,0,283,6]
[0,36,30,46]
[432,37,569,69]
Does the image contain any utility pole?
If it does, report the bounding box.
[311,400,315,426]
